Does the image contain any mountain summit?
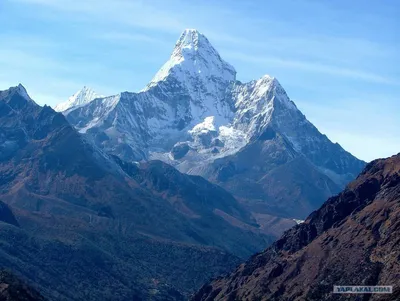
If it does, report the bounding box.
[57,29,365,223]
[143,29,236,93]
[0,83,36,110]
[141,28,237,130]
[54,86,102,112]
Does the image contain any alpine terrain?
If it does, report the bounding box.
[0,84,270,300]
[193,153,400,301]
[58,29,365,221]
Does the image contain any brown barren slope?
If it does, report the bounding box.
[193,153,400,301]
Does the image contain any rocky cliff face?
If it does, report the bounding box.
[0,85,270,300]
[58,29,365,221]
[192,153,400,301]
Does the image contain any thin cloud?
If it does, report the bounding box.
[0,49,70,72]
[224,51,399,85]
[15,0,185,33]
[318,131,400,162]
[8,0,399,87]
[14,0,397,77]
[296,96,400,161]
[95,32,167,45]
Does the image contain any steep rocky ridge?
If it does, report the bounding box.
[192,153,400,301]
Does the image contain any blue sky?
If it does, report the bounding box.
[0,0,399,161]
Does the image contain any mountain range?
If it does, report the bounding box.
[0,28,382,301]
[0,84,270,300]
[57,29,365,220]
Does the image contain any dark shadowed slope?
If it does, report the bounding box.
[201,126,348,219]
[193,153,400,301]
[0,270,46,301]
[0,202,18,227]
[0,85,270,300]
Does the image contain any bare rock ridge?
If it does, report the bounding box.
[57,28,365,221]
[192,153,400,301]
[0,85,270,300]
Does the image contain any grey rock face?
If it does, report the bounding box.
[171,142,190,160]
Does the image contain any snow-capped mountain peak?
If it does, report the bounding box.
[61,29,364,196]
[54,86,102,112]
[143,29,236,91]
[171,29,233,67]
[173,28,204,54]
[139,29,237,133]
